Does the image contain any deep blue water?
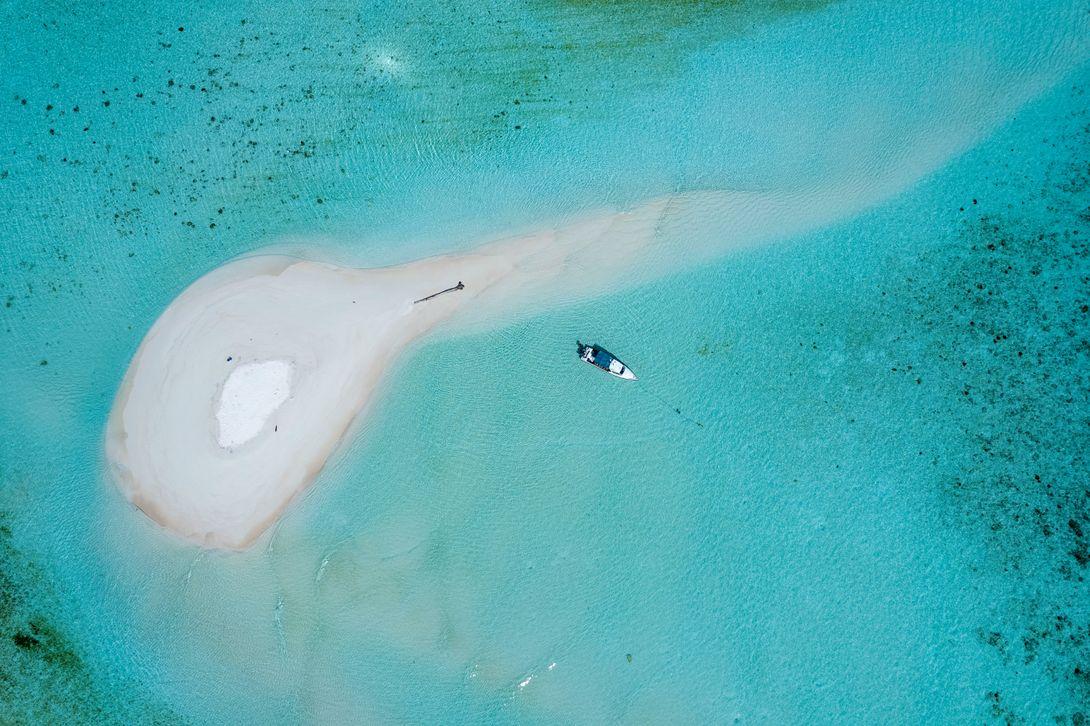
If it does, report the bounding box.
[1,0,1089,723]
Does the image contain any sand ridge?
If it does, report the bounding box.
[105,38,1089,548]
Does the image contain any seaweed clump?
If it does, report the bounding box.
[899,85,1090,722]
[0,512,181,724]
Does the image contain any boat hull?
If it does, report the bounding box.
[577,341,637,380]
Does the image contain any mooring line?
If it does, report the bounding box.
[639,385,705,428]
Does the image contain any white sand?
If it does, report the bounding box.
[216,360,294,449]
[105,250,522,548]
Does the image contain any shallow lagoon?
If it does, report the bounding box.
[1,0,1089,722]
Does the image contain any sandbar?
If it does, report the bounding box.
[106,65,1069,549]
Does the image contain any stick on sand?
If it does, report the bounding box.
[414,281,465,304]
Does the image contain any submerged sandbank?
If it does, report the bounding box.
[105,27,1089,548]
[96,177,1035,549]
[105,250,519,549]
[106,199,682,548]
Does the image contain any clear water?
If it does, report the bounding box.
[1,0,1089,722]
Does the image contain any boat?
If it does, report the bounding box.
[577,341,637,380]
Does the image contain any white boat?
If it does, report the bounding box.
[577,341,637,380]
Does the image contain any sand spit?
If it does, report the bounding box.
[105,251,506,548]
[105,25,1090,548]
[97,160,1037,549]
[104,204,678,548]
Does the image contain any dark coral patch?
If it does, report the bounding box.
[891,84,1090,720]
[0,511,178,722]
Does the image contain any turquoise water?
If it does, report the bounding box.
[2,0,1089,722]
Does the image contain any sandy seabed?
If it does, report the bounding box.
[105,29,1089,548]
[105,206,669,548]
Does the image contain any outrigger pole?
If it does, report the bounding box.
[413,281,465,304]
